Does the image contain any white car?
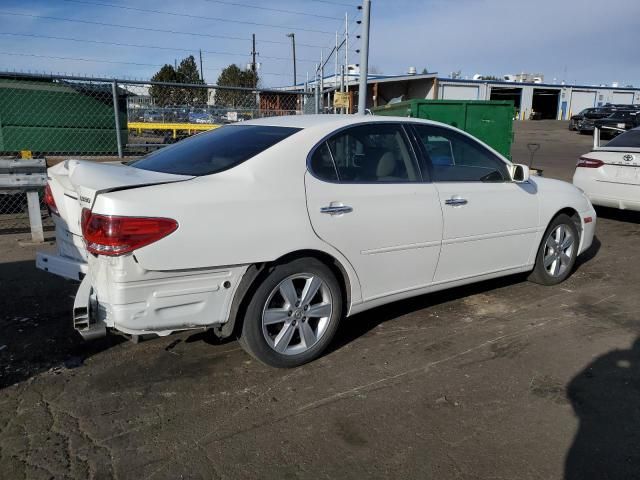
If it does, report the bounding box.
[573,127,640,211]
[37,115,596,367]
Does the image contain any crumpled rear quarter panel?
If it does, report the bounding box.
[87,254,248,335]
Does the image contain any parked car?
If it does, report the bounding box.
[37,116,596,367]
[594,109,640,137]
[576,107,616,134]
[569,108,600,131]
[143,110,164,123]
[573,126,640,211]
[188,111,215,124]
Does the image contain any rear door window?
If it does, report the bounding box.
[130,125,300,176]
[317,123,420,183]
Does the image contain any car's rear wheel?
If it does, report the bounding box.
[528,214,579,285]
[239,258,342,367]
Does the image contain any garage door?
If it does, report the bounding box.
[569,90,596,115]
[612,91,634,105]
[440,85,479,100]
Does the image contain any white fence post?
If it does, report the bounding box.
[26,190,44,242]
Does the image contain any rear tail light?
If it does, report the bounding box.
[43,183,58,215]
[81,208,178,256]
[576,157,604,168]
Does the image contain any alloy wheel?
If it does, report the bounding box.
[543,224,575,277]
[261,274,333,356]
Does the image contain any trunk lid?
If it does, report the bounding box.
[585,150,640,186]
[48,159,192,237]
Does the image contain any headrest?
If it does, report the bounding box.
[376,152,396,178]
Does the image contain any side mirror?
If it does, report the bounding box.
[512,163,530,183]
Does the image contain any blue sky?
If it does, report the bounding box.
[0,0,638,87]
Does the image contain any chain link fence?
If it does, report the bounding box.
[0,71,316,234]
[0,188,52,234]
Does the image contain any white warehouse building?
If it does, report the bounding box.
[435,78,640,120]
[319,72,640,119]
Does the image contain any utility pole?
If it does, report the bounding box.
[335,31,339,112]
[314,64,320,114]
[345,12,349,84]
[199,49,204,81]
[320,50,324,112]
[357,0,371,114]
[251,33,258,88]
[286,33,297,86]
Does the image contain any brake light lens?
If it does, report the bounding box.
[81,208,178,256]
[44,184,58,215]
[576,157,604,168]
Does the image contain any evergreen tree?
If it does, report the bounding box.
[149,64,178,107]
[215,64,259,108]
[149,56,206,107]
[176,55,207,106]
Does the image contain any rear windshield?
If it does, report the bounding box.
[606,129,640,148]
[129,125,301,176]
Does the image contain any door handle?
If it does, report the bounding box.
[444,196,468,207]
[320,202,353,215]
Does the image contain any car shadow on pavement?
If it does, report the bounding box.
[328,272,530,354]
[564,337,640,480]
[330,235,601,354]
[595,206,640,224]
[0,260,124,390]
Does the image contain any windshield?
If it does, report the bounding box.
[129,125,301,176]
[605,129,640,148]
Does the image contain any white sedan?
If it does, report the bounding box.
[573,126,640,211]
[38,115,596,367]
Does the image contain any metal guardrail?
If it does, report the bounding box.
[128,121,222,140]
[0,158,48,241]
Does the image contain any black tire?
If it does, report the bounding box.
[528,213,579,286]
[239,257,343,368]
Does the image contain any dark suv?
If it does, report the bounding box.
[576,107,620,134]
[594,109,640,137]
[569,108,601,130]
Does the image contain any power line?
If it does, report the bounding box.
[0,11,327,48]
[201,0,343,20]
[307,0,359,7]
[0,51,293,78]
[0,32,319,63]
[0,32,245,57]
[62,0,335,35]
[0,51,167,68]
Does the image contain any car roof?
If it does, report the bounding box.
[240,114,441,129]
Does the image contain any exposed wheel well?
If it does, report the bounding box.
[554,207,582,237]
[214,250,351,340]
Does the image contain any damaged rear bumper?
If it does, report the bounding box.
[73,275,106,340]
[72,255,248,340]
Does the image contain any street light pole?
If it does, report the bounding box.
[287,33,297,87]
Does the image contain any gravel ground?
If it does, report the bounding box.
[1,120,639,480]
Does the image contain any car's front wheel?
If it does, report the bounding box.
[239,258,343,367]
[528,213,579,285]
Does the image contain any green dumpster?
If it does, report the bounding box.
[0,77,127,155]
[372,99,514,158]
